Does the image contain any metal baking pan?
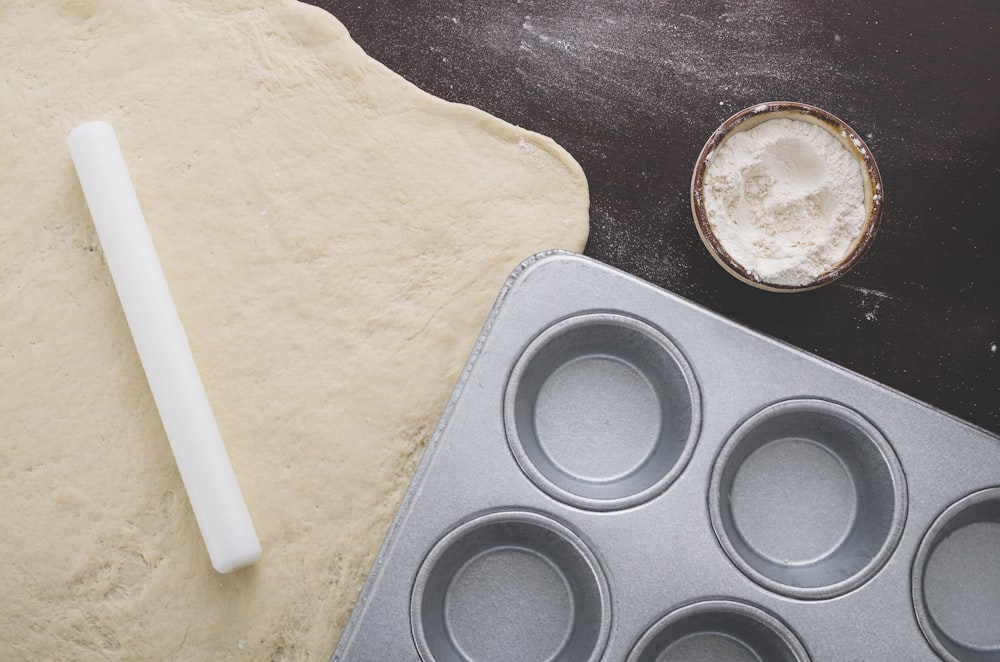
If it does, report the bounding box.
[333,251,1000,661]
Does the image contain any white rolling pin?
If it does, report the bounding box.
[68,121,261,573]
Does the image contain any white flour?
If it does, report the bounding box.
[703,118,867,286]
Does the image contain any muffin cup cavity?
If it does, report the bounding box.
[626,599,810,662]
[505,313,701,511]
[709,399,906,599]
[912,487,1000,662]
[410,510,610,662]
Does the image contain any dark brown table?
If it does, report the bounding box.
[313,0,999,435]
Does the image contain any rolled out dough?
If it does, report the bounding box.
[0,1,588,659]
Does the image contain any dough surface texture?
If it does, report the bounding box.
[0,1,588,659]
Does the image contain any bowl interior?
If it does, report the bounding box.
[690,101,883,292]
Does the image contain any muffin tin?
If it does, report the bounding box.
[332,252,1000,661]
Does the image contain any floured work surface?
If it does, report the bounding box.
[0,1,588,659]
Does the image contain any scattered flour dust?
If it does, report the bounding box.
[703,118,867,286]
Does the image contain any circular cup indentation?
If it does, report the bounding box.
[913,487,1000,661]
[709,399,907,599]
[625,599,810,662]
[504,313,701,511]
[411,510,610,662]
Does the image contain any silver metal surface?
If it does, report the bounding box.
[624,599,810,662]
[410,510,610,662]
[505,313,700,511]
[333,252,1000,661]
[912,487,1000,662]
[708,398,907,600]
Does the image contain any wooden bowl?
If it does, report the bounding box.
[691,102,883,292]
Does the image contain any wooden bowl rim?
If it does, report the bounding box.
[690,101,883,293]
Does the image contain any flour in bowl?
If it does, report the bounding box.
[703,117,867,286]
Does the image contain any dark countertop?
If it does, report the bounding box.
[313,0,999,435]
